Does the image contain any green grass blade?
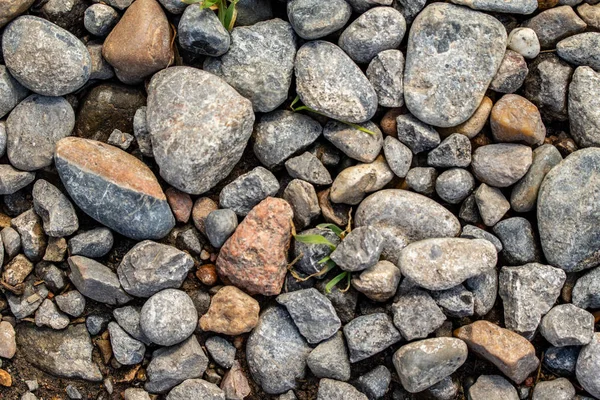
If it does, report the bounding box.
[325,272,349,293]
[316,223,344,238]
[294,234,337,250]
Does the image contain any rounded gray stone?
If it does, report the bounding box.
[84,4,119,36]
[32,179,79,237]
[205,209,238,248]
[407,167,438,196]
[572,266,600,309]
[2,16,92,96]
[35,299,69,330]
[6,94,74,171]
[338,7,406,64]
[324,120,383,163]
[540,304,595,347]
[158,0,187,14]
[329,156,394,205]
[0,65,28,119]
[204,19,296,113]
[568,66,600,147]
[493,217,540,265]
[469,375,519,400]
[403,3,507,127]
[205,336,236,369]
[465,268,498,317]
[218,166,280,216]
[166,379,225,400]
[450,0,536,13]
[343,313,401,363]
[178,6,230,57]
[474,183,510,227]
[295,41,378,124]
[558,31,600,70]
[489,50,529,94]
[396,113,441,154]
[532,378,576,400]
[391,286,446,340]
[113,305,151,345]
[576,333,600,398]
[55,290,86,317]
[108,322,145,365]
[316,379,368,400]
[283,179,320,229]
[285,152,332,186]
[435,168,475,204]
[147,66,254,195]
[351,260,401,302]
[366,49,404,107]
[330,225,384,272]
[431,284,474,318]
[0,164,35,195]
[140,289,198,347]
[287,0,352,39]
[68,227,113,258]
[235,0,273,26]
[472,144,533,188]
[383,136,412,178]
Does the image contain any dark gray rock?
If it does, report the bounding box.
[366,49,404,108]
[307,332,351,381]
[6,94,74,171]
[543,346,579,376]
[68,256,132,305]
[66,385,82,399]
[465,269,498,317]
[511,144,562,212]
[523,6,587,49]
[117,240,194,298]
[32,179,78,237]
[399,238,497,291]
[287,0,352,39]
[205,209,238,248]
[107,129,134,150]
[253,110,322,169]
[524,53,573,121]
[431,284,475,318]
[68,228,113,258]
[435,168,475,204]
[0,165,35,195]
[573,266,600,309]
[343,313,401,363]
[16,323,102,381]
[474,183,510,227]
[158,0,187,14]
[35,299,69,329]
[424,376,459,400]
[276,288,341,344]
[0,122,6,158]
[86,314,110,336]
[12,208,46,262]
[246,306,311,394]
[235,0,273,26]
[147,66,254,195]
[383,136,412,178]
[204,19,296,112]
[316,279,358,325]
[392,0,425,22]
[493,217,539,265]
[532,378,576,400]
[0,64,28,118]
[469,375,519,400]
[293,227,341,278]
[146,335,209,393]
[406,167,438,196]
[338,7,406,64]
[2,16,91,96]
[355,366,391,400]
[108,322,145,365]
[87,42,115,80]
[133,106,152,157]
[391,286,446,340]
[538,149,600,272]
[205,336,236,369]
[84,4,118,36]
[351,260,401,302]
[489,50,529,94]
[499,263,566,339]
[403,3,506,127]
[330,156,394,205]
[428,133,471,168]
[355,189,461,265]
[396,114,440,154]
[347,0,393,12]
[461,225,503,252]
[285,152,332,186]
[540,304,594,346]
[219,167,279,216]
[392,338,468,392]
[324,120,383,163]
[316,379,368,400]
[330,226,384,272]
[166,379,225,400]
[6,278,48,318]
[113,305,152,344]
[283,179,320,229]
[140,289,198,347]
[577,333,600,398]
[472,144,533,188]
[295,41,377,124]
[55,290,86,317]
[568,66,600,147]
[450,0,536,13]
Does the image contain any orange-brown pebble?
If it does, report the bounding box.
[439,96,493,139]
[0,368,12,387]
[380,107,404,137]
[196,264,218,286]
[192,197,218,235]
[199,286,260,335]
[491,94,546,145]
[165,187,193,223]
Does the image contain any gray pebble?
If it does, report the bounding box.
[0,64,28,118]
[464,269,498,317]
[403,3,506,127]
[343,313,401,363]
[307,331,351,381]
[68,227,113,258]
[283,179,320,229]
[140,289,198,347]
[293,227,341,278]
[392,0,426,23]
[489,50,529,94]
[35,299,69,330]
[219,166,279,216]
[205,209,238,248]
[324,120,383,163]
[435,168,475,204]
[32,179,78,237]
[68,255,132,305]
[205,336,236,369]
[543,346,579,376]
[124,388,151,400]
[366,49,404,108]
[107,129,134,150]
[166,379,225,400]
[158,0,187,14]
[0,165,35,195]
[330,156,394,205]
[523,6,587,49]
[428,133,471,168]
[472,144,533,188]
[11,208,46,262]
[383,136,412,178]
[532,378,576,400]
[351,260,401,302]
[204,19,296,113]
[285,152,332,186]
[338,7,406,64]
[469,375,519,400]
[287,0,352,39]
[406,167,438,196]
[493,217,539,265]
[55,290,86,317]
[396,114,441,154]
[431,284,475,318]
[391,286,446,341]
[347,0,393,12]
[235,0,273,26]
[86,314,110,335]
[84,4,119,36]
[6,94,74,171]
[461,225,503,252]
[540,304,594,346]
[295,41,377,124]
[25,380,38,392]
[330,226,384,272]
[355,365,391,400]
[573,266,600,309]
[0,122,6,158]
[66,385,82,399]
[577,333,600,398]
[87,42,115,80]
[113,305,152,345]
[499,263,566,339]
[99,0,133,10]
[317,379,367,400]
[178,7,230,57]
[568,66,600,147]
[474,184,510,227]
[108,322,145,365]
[6,279,48,319]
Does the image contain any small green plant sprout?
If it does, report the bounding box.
[181,0,239,31]
[289,218,353,293]
[289,95,377,136]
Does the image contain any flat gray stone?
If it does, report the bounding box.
[205,209,238,248]
[323,120,383,163]
[451,0,536,13]
[472,144,533,188]
[307,332,351,381]
[147,66,254,195]
[355,366,391,400]
[366,49,404,108]
[576,333,600,398]
[383,136,412,178]
[391,286,446,340]
[32,179,78,237]
[108,321,145,365]
[285,152,332,186]
[35,299,69,330]
[493,217,540,265]
[2,16,91,95]
[68,227,113,258]
[396,114,440,154]
[343,313,401,363]
[11,208,46,262]
[568,66,600,147]
[435,168,475,204]
[431,284,475,318]
[54,291,86,317]
[428,133,471,168]
[68,255,132,305]
[0,64,28,119]
[330,226,384,272]
[6,278,48,319]
[166,379,225,400]
[540,304,595,346]
[295,41,377,124]
[287,0,352,39]
[178,6,230,57]
[316,379,367,400]
[403,3,506,127]
[532,378,576,400]
[204,19,296,112]
[0,165,35,195]
[465,269,498,317]
[330,156,394,205]
[469,375,519,400]
[219,166,279,216]
[205,336,235,369]
[523,6,587,49]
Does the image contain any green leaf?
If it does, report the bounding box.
[316,223,344,238]
[294,234,337,250]
[181,0,203,4]
[199,0,219,8]
[290,95,301,110]
[345,122,377,136]
[317,255,330,265]
[325,272,349,293]
[223,1,237,31]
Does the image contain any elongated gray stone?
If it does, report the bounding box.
[403,3,506,127]
[450,0,536,14]
[0,64,28,119]
[366,49,404,108]
[323,120,383,163]
[576,333,600,398]
[108,322,145,365]
[0,165,35,195]
[32,179,79,237]
[68,255,132,305]
[287,0,352,40]
[568,66,600,148]
[557,32,600,71]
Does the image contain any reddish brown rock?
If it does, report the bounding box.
[220,361,251,400]
[0,369,11,387]
[216,197,293,296]
[454,320,539,383]
[196,264,218,286]
[192,197,218,235]
[439,96,493,139]
[165,187,193,223]
[102,0,173,84]
[199,286,259,335]
[380,108,404,137]
[491,94,546,145]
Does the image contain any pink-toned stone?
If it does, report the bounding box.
[220,361,251,400]
[165,187,193,223]
[216,197,293,296]
[192,197,218,235]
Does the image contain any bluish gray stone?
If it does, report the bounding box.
[205,336,236,369]
[435,168,475,204]
[428,133,471,168]
[307,332,351,381]
[323,120,383,163]
[68,256,132,305]
[292,227,341,278]
[330,226,384,272]
[573,266,600,309]
[383,136,412,178]
[158,0,187,14]
[343,313,401,363]
[68,228,113,258]
[205,209,238,248]
[392,0,426,22]
[108,322,145,365]
[568,67,600,147]
[285,152,332,186]
[113,305,152,344]
[0,64,28,118]
[32,179,79,237]
[86,314,110,336]
[493,217,540,265]
[235,0,273,26]
[219,166,279,216]
[84,4,118,36]
[287,0,352,39]
[431,284,475,318]
[540,304,594,346]
[35,261,65,292]
[355,366,391,400]
[577,333,600,398]
[406,167,438,196]
[465,269,498,317]
[543,346,579,376]
[396,114,441,154]
[391,286,446,341]
[366,49,404,108]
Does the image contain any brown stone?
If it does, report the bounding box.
[102,0,173,84]
[96,338,113,365]
[0,369,12,387]
[0,321,16,359]
[43,236,68,262]
[491,94,545,145]
[454,320,539,383]
[317,188,350,227]
[0,213,12,229]
[0,0,35,28]
[199,286,259,335]
[379,107,404,137]
[220,361,251,400]
[216,197,293,296]
[439,96,492,139]
[3,254,33,286]
[165,187,193,223]
[196,264,218,286]
[538,0,558,10]
[192,197,218,235]
[74,83,146,142]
